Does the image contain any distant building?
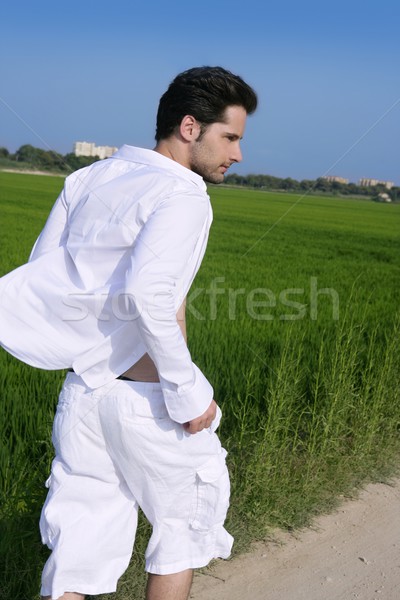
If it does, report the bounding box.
[74,141,118,159]
[359,178,394,190]
[321,175,349,184]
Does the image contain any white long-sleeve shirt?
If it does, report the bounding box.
[0,145,214,423]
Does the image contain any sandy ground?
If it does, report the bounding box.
[191,479,400,600]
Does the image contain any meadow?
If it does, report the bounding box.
[0,172,399,599]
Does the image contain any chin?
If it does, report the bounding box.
[204,173,225,185]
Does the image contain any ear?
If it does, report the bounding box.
[179,115,201,142]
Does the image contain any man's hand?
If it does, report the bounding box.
[183,400,217,434]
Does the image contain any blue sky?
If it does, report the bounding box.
[1,0,399,184]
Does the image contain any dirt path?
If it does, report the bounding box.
[191,479,400,600]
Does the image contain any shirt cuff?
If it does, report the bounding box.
[161,363,214,423]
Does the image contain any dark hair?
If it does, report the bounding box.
[155,66,258,142]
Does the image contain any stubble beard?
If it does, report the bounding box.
[200,170,225,185]
[189,147,224,185]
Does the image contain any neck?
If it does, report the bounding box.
[154,138,190,170]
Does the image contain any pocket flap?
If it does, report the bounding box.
[196,449,227,483]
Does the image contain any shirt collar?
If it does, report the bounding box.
[110,145,207,192]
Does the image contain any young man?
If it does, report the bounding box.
[0,66,257,600]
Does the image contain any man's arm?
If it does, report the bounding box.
[176,297,217,433]
[125,190,214,424]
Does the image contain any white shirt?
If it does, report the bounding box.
[0,145,214,423]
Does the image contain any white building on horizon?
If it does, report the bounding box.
[74,141,118,159]
[359,178,394,190]
[320,175,349,184]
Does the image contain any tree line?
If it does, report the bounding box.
[225,173,399,200]
[0,145,398,200]
[0,145,99,173]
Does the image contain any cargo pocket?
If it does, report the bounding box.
[39,475,56,547]
[189,449,230,532]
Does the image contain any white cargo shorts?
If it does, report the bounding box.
[40,372,233,599]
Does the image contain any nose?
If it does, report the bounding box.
[231,142,242,163]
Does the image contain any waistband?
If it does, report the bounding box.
[64,371,166,416]
[67,368,138,382]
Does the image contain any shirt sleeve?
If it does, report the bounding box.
[29,184,69,261]
[125,190,213,423]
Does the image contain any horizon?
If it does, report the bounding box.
[0,140,400,187]
[1,141,397,189]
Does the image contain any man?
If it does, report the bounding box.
[0,66,257,600]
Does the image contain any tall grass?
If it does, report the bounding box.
[222,311,400,545]
[0,359,64,599]
[0,173,399,599]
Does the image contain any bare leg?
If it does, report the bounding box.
[42,594,85,600]
[146,569,193,600]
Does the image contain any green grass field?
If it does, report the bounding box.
[0,172,399,599]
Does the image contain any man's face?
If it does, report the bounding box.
[188,105,247,184]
